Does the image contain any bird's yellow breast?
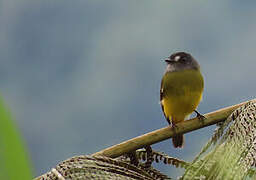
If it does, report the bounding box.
[161,69,204,123]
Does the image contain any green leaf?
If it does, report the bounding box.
[0,97,33,180]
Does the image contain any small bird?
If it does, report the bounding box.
[160,52,204,148]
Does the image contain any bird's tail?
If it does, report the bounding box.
[172,134,184,148]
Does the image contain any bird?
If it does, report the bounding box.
[160,52,204,148]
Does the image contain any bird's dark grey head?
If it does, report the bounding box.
[165,52,200,72]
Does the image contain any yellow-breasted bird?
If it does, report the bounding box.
[160,52,204,148]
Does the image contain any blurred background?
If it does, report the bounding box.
[1,0,256,178]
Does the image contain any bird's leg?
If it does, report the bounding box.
[194,110,206,124]
[167,116,178,131]
[169,116,178,128]
[170,117,178,134]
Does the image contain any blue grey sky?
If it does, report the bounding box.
[1,0,256,178]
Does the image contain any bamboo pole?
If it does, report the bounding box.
[93,99,256,158]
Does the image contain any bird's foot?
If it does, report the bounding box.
[170,122,179,136]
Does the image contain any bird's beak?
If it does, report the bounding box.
[165,59,172,63]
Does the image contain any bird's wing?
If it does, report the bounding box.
[160,78,171,124]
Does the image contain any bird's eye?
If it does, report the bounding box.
[180,57,187,62]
